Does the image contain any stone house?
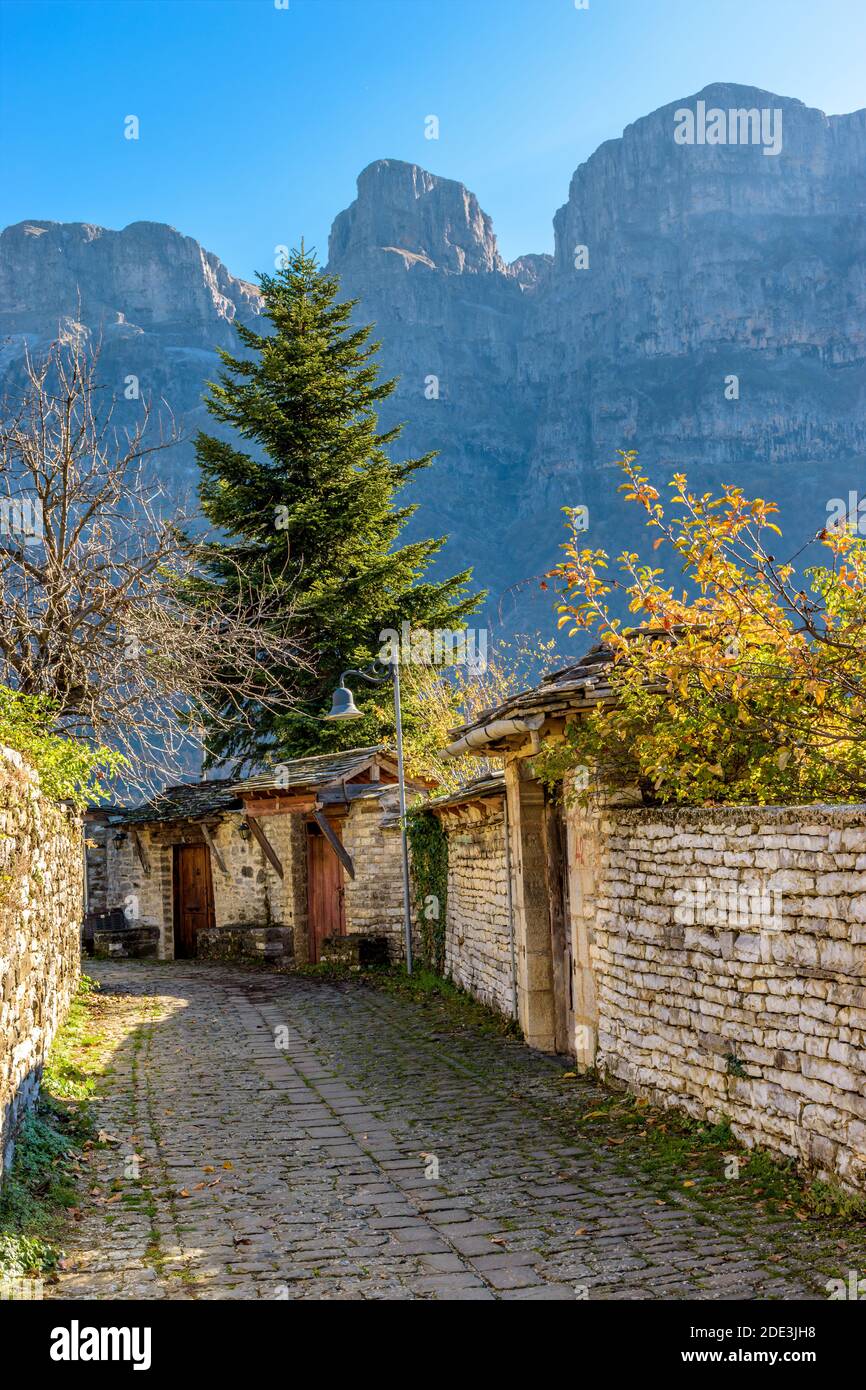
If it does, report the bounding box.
[442,642,617,1058]
[443,644,866,1191]
[85,746,428,965]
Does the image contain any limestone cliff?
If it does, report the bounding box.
[2,83,865,634]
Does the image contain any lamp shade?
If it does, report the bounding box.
[324,684,364,720]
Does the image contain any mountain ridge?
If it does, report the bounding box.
[2,81,865,634]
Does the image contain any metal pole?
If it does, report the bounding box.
[392,659,413,974]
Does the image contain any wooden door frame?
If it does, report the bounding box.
[172,841,215,959]
[305,816,346,963]
[543,785,575,1055]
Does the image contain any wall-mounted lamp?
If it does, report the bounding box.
[112,830,127,851]
[238,821,251,842]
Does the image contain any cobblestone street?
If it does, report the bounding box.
[50,961,859,1301]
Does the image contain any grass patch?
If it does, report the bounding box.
[297,960,521,1039]
[557,1085,866,1230]
[0,975,104,1280]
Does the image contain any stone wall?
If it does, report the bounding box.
[0,746,83,1173]
[196,924,293,963]
[573,802,866,1190]
[83,810,112,915]
[341,794,408,958]
[435,795,515,1016]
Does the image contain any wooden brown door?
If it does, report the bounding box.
[306,821,345,962]
[544,786,575,1055]
[173,844,215,958]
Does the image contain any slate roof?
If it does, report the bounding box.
[119,747,396,825]
[448,630,672,745]
[121,779,241,825]
[447,640,619,742]
[236,746,387,794]
[427,772,506,812]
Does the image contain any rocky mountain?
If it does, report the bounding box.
[2,82,866,636]
[0,219,261,512]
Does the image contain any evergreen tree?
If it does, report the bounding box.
[192,245,481,767]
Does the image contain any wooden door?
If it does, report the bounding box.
[306,821,345,962]
[544,786,575,1055]
[173,844,215,958]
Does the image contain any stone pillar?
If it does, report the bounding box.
[505,760,557,1052]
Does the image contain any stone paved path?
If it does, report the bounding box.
[51,961,854,1301]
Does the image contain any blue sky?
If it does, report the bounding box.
[1,0,865,282]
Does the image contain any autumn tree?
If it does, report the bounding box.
[399,634,562,791]
[544,450,866,804]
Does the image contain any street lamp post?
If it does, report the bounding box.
[325,660,414,974]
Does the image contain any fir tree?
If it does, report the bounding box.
[192,245,481,767]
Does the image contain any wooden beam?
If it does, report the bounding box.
[312,809,355,880]
[130,829,150,876]
[200,822,229,877]
[317,783,387,806]
[246,815,284,879]
[241,794,316,816]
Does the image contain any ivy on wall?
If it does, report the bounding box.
[406,809,448,975]
[0,686,123,808]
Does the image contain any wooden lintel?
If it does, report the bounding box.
[433,797,496,817]
[312,809,355,881]
[246,815,284,880]
[200,822,229,877]
[317,783,385,807]
[130,829,150,876]
[241,794,316,816]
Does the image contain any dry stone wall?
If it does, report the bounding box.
[0,746,83,1173]
[581,803,866,1190]
[341,794,408,958]
[436,797,515,1017]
